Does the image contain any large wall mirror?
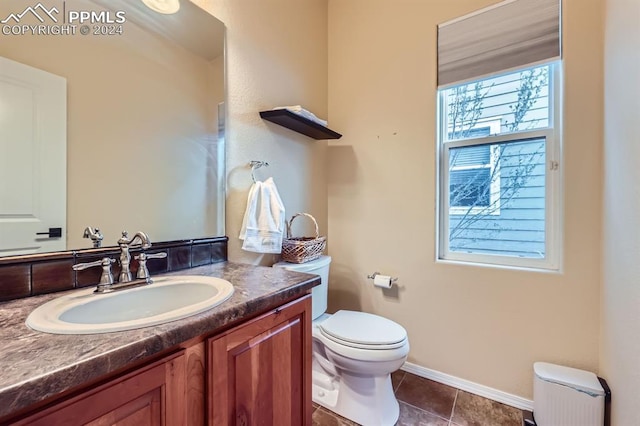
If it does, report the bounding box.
[0,0,225,256]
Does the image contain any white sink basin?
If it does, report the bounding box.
[26,275,234,334]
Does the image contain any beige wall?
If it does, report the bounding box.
[0,0,224,249]
[327,0,603,399]
[600,0,640,423]
[196,0,329,264]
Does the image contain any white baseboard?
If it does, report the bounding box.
[401,362,534,411]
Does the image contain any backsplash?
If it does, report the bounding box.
[0,237,228,302]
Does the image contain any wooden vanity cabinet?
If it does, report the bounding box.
[7,294,312,426]
[14,351,187,426]
[208,295,312,426]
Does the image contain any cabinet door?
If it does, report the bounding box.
[208,295,312,426]
[15,351,187,426]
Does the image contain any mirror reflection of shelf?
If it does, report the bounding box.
[259,110,342,140]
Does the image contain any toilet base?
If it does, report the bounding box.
[312,369,400,426]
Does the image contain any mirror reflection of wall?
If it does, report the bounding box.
[0,0,225,256]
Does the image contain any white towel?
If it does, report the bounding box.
[273,105,328,127]
[239,177,285,253]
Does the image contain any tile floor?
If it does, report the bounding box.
[312,370,524,426]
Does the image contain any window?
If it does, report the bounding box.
[436,0,561,270]
[437,63,561,269]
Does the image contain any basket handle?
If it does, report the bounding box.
[286,213,320,239]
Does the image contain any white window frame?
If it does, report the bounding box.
[436,62,562,271]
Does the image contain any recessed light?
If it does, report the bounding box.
[140,0,180,15]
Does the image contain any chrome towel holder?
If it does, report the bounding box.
[249,160,269,183]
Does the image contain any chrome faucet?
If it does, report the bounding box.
[82,226,103,248]
[117,231,152,283]
[72,230,166,293]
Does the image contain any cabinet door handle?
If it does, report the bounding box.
[36,227,62,238]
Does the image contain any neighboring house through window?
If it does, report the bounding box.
[448,121,501,215]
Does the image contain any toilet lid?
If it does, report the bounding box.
[318,310,407,349]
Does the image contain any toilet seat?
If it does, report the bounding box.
[319,328,407,350]
[315,327,410,363]
[318,310,408,350]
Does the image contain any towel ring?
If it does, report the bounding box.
[249,160,269,183]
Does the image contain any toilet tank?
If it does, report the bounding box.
[273,255,331,320]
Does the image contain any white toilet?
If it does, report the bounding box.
[273,256,410,426]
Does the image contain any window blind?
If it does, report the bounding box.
[437,0,560,87]
[450,145,491,167]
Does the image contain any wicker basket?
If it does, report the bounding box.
[281,213,326,263]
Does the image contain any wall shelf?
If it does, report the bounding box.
[259,109,342,140]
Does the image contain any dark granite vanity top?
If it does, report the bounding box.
[0,262,319,419]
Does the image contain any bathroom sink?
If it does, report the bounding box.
[26,275,234,334]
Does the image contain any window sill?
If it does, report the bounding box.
[435,257,562,274]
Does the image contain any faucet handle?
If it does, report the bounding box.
[73,257,115,285]
[134,252,167,281]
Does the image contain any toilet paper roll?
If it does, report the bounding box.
[373,274,393,288]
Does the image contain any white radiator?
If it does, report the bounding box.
[533,362,606,426]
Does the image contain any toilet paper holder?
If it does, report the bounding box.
[367,272,398,284]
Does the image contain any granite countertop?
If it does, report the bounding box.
[0,262,319,420]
